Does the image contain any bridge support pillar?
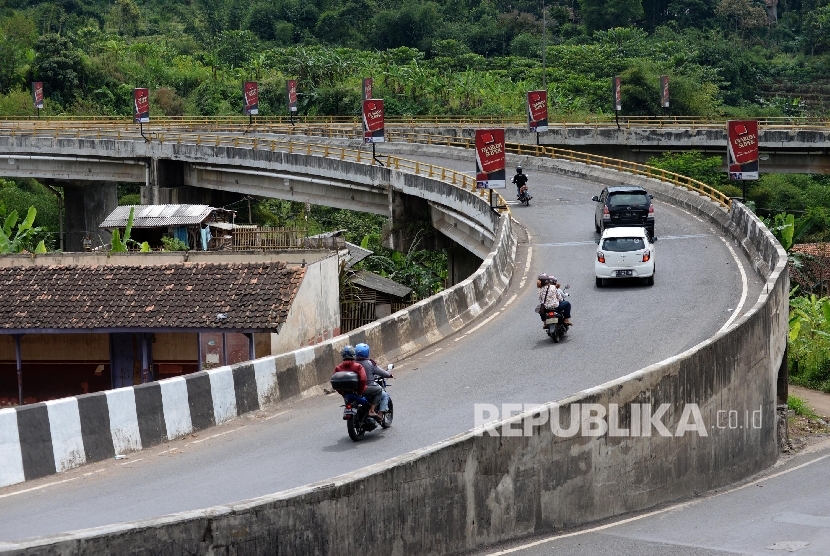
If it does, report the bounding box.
[141,159,245,210]
[384,190,432,253]
[384,190,483,286]
[62,181,118,252]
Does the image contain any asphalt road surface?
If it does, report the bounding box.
[0,152,764,542]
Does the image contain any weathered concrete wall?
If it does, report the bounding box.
[270,252,341,355]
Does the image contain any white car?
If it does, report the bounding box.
[595,226,656,287]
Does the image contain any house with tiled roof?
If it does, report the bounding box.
[0,250,339,406]
[789,243,830,295]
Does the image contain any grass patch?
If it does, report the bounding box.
[788,395,818,419]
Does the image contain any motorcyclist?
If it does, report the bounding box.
[332,345,367,393]
[355,342,393,420]
[537,274,572,326]
[511,166,531,200]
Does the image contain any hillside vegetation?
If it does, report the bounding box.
[0,0,828,118]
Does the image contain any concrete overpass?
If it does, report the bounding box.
[0,125,789,555]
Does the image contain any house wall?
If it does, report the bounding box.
[271,253,340,355]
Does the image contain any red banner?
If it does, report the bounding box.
[660,75,670,108]
[133,88,149,123]
[727,120,759,180]
[362,78,373,101]
[362,99,385,143]
[612,76,621,112]
[286,79,298,113]
[31,82,44,109]
[527,90,548,132]
[475,129,506,189]
[243,81,259,115]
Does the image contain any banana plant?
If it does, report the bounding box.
[0,206,44,254]
[111,206,135,253]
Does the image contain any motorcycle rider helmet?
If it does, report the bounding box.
[341,345,356,360]
[355,343,370,359]
[516,166,523,174]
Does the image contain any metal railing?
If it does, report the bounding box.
[0,123,729,208]
[2,115,829,130]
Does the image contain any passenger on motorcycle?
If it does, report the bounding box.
[537,274,573,326]
[333,345,368,393]
[355,342,393,421]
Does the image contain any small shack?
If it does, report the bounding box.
[340,269,413,332]
[99,204,237,251]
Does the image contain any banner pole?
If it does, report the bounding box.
[372,142,384,167]
[615,110,620,130]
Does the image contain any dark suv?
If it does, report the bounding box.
[592,186,654,237]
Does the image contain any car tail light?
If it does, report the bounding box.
[603,205,610,218]
[648,205,654,216]
[597,251,605,263]
[642,250,651,262]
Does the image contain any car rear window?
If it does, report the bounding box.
[608,193,649,206]
[602,237,645,252]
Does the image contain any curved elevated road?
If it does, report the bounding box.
[0,149,765,542]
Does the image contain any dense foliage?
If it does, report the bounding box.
[0,1,828,118]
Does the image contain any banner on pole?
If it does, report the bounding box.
[363,99,385,143]
[133,88,149,123]
[31,82,44,109]
[612,76,622,112]
[362,78,373,101]
[527,90,548,132]
[660,75,670,108]
[243,81,259,115]
[475,129,506,189]
[727,120,759,180]
[286,79,298,113]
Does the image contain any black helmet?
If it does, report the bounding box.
[516,166,523,173]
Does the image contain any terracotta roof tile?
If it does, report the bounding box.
[0,262,305,332]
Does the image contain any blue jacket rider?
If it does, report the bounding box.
[355,342,392,420]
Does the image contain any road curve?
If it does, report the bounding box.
[0,150,765,542]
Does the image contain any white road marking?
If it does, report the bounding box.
[119,458,143,466]
[717,238,749,334]
[519,232,533,289]
[540,234,708,248]
[424,348,443,357]
[0,477,79,500]
[504,294,518,307]
[262,410,292,422]
[187,428,237,444]
[455,312,500,341]
[485,454,830,555]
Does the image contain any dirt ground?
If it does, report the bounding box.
[787,385,830,453]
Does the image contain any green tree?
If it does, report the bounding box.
[578,0,644,32]
[0,205,46,254]
[113,0,142,36]
[32,34,85,106]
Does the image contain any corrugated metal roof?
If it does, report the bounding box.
[344,242,372,268]
[349,270,412,298]
[100,205,217,229]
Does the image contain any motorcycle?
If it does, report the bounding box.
[517,184,532,206]
[542,286,570,343]
[331,364,394,441]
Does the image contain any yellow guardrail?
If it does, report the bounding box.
[2,115,830,130]
[1,125,731,209]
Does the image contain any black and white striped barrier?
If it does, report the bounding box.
[0,361,275,485]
